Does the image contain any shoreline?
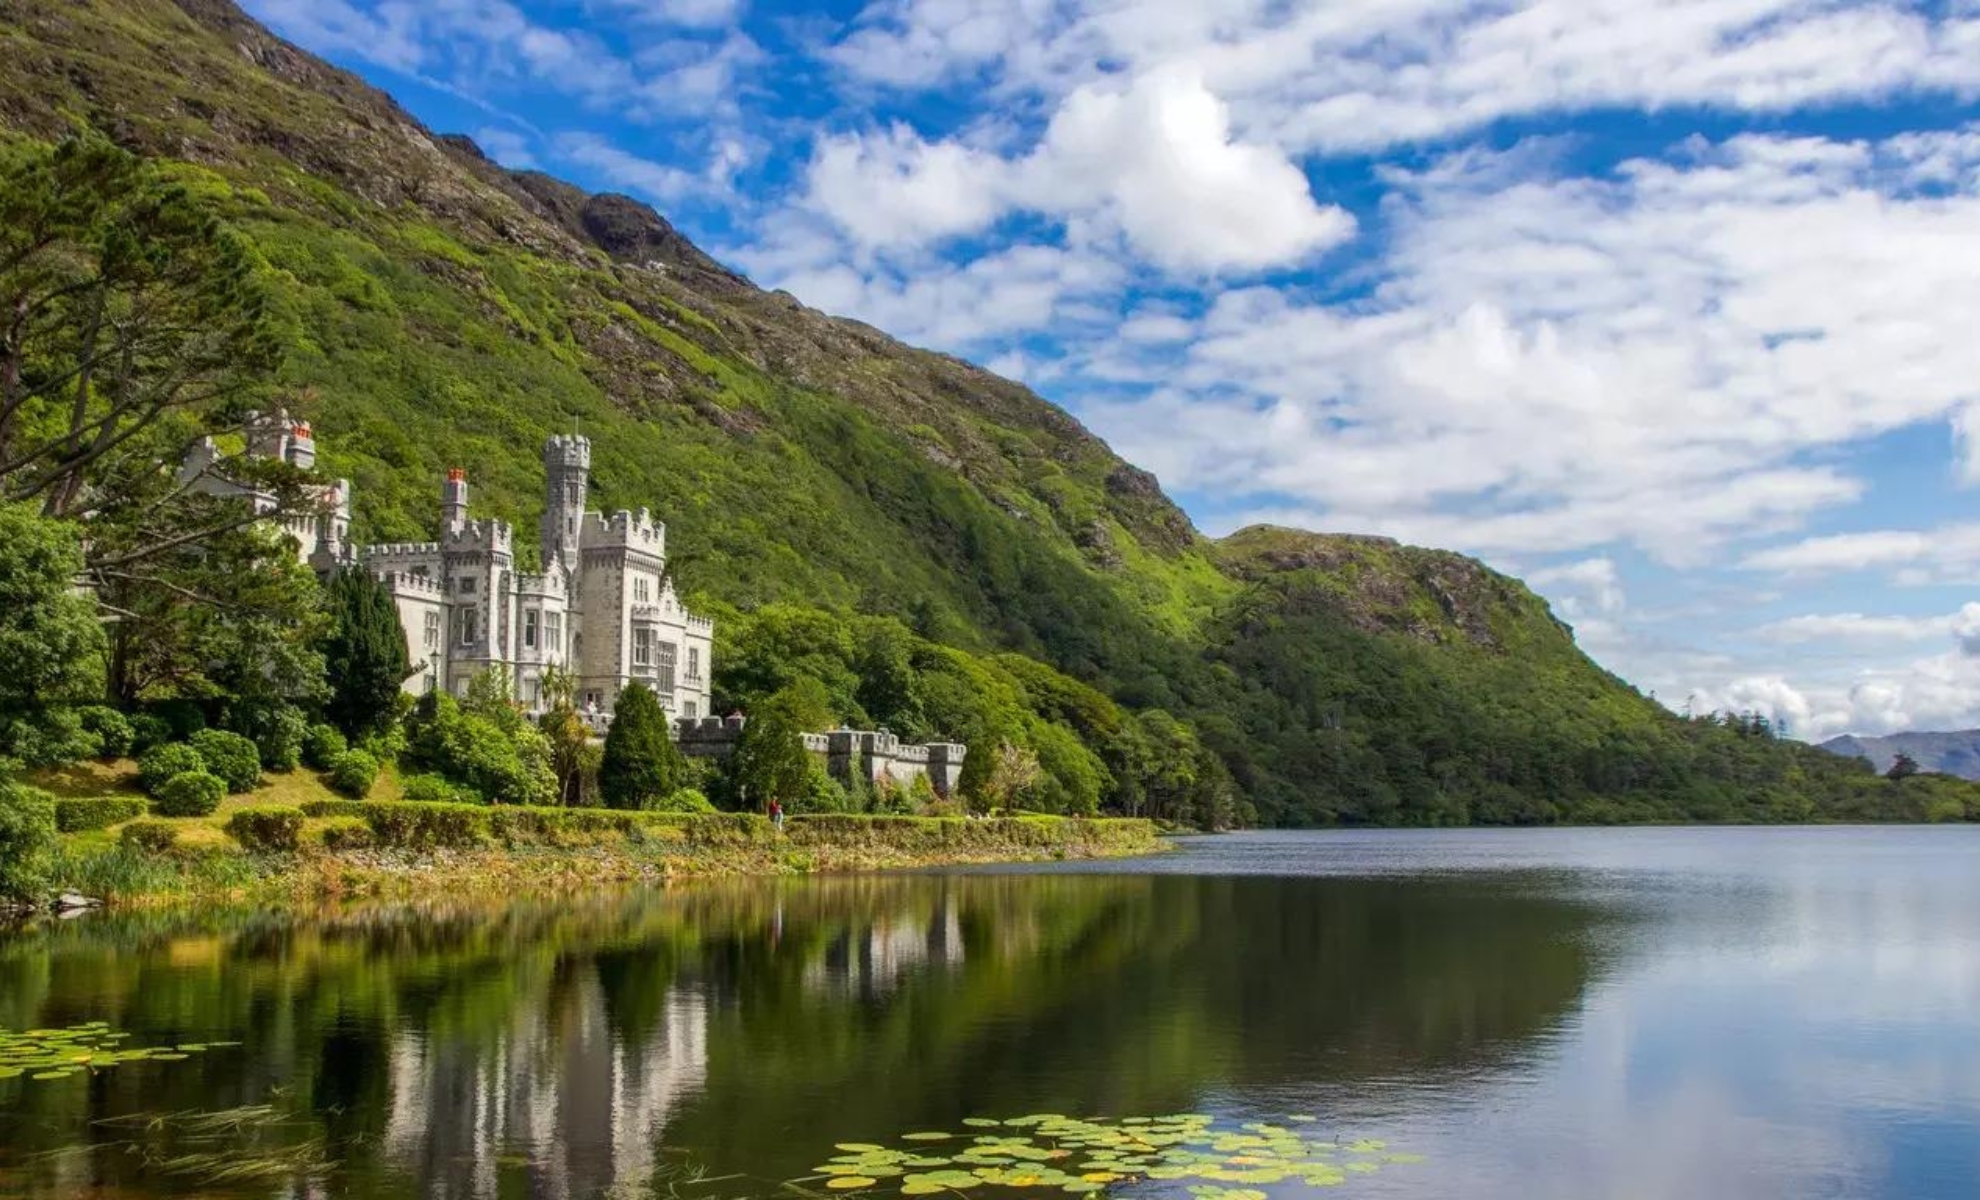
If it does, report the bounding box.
[34,812,1169,912]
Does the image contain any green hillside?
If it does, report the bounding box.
[2,0,1971,826]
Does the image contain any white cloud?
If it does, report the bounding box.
[555,132,701,200]
[597,0,748,29]
[1080,128,1980,560]
[1529,557,1626,618]
[1742,523,1980,582]
[473,126,537,168]
[1755,613,1951,646]
[825,1,1980,155]
[795,67,1353,273]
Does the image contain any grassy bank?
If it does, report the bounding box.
[29,761,1164,909]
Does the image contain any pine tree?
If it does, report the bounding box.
[599,683,681,810]
[323,569,411,739]
[726,705,810,811]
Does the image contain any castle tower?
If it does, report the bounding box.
[288,421,317,470]
[541,433,591,571]
[442,467,469,536]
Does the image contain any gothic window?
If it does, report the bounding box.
[633,575,651,603]
[633,627,653,668]
[545,612,564,658]
[524,609,539,650]
[422,610,440,653]
[657,642,677,693]
[455,608,477,647]
[683,700,698,719]
[687,646,700,681]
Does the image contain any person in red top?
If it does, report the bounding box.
[769,798,784,831]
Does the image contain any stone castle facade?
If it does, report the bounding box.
[189,412,962,796]
[200,412,712,722]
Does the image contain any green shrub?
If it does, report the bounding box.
[53,796,146,832]
[152,770,225,817]
[326,749,380,798]
[138,742,205,795]
[190,729,261,793]
[79,707,135,759]
[404,693,555,806]
[232,703,308,772]
[316,816,373,850]
[0,782,58,904]
[400,772,479,804]
[127,713,172,755]
[119,820,179,853]
[362,800,490,850]
[648,787,716,814]
[303,723,348,770]
[225,806,305,853]
[798,765,857,814]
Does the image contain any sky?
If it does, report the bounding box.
[242,0,1980,742]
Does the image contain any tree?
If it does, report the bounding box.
[0,502,104,769]
[538,665,597,807]
[0,136,279,518]
[726,706,809,810]
[1887,752,1921,781]
[323,569,412,739]
[599,683,682,810]
[979,739,1042,813]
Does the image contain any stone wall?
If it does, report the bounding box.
[673,718,966,800]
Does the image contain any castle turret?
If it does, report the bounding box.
[288,422,317,470]
[442,467,469,536]
[541,433,591,570]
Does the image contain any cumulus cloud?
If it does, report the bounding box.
[1742,523,1980,582]
[1079,128,1980,559]
[1529,557,1626,618]
[795,68,1353,273]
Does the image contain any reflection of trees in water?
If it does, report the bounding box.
[0,872,1614,1198]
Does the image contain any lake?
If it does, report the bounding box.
[2,827,1977,1198]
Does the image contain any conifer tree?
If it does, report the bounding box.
[599,683,681,809]
[323,569,410,739]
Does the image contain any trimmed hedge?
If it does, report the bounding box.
[120,820,179,853]
[225,806,306,853]
[152,770,226,818]
[400,773,479,804]
[190,729,261,793]
[138,742,205,796]
[326,749,380,799]
[286,801,1161,862]
[316,816,373,850]
[54,796,147,833]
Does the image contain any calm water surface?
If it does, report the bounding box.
[2,827,1977,1198]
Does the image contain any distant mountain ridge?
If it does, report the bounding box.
[1820,731,1980,780]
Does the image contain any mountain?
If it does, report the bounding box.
[2,0,1970,826]
[1821,732,1980,780]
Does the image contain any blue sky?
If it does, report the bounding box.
[245,0,1980,740]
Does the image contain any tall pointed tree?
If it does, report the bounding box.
[322,569,410,739]
[599,683,682,810]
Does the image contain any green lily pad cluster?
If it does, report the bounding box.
[0,1022,236,1083]
[803,1113,1421,1195]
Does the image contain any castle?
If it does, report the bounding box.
[185,412,962,797]
[197,412,712,723]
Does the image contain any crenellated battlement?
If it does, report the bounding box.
[543,433,592,472]
[375,570,445,598]
[365,542,444,560]
[443,517,513,552]
[580,507,665,553]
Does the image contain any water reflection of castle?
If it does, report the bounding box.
[381,981,709,1200]
[372,897,966,1199]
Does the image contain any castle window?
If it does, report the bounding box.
[634,575,651,603]
[687,647,700,681]
[633,627,654,668]
[459,576,476,594]
[545,612,564,658]
[683,700,698,719]
[523,609,539,650]
[422,610,441,653]
[657,642,677,693]
[455,608,477,647]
